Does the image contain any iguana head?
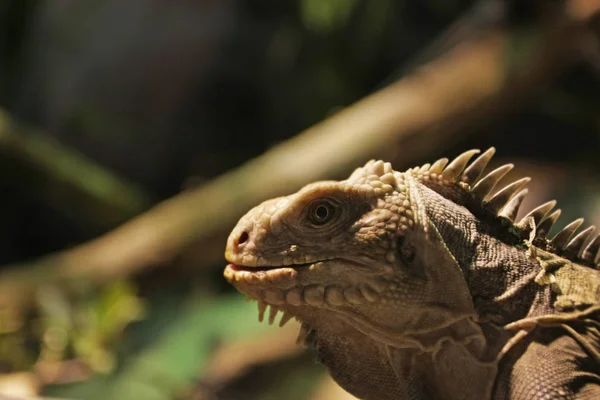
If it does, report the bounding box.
[223,148,600,398]
[223,151,490,396]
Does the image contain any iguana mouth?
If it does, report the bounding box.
[228,262,315,272]
[224,263,298,285]
[223,256,347,286]
[224,263,323,344]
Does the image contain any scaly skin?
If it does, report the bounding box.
[224,148,600,400]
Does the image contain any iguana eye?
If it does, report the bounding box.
[309,200,336,225]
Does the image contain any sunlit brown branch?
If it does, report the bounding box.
[309,375,359,400]
[0,3,598,306]
[203,321,302,385]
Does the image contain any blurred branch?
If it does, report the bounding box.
[203,320,302,385]
[309,375,358,400]
[0,110,150,227]
[0,1,599,304]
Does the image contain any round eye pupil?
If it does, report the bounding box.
[309,201,337,225]
[315,205,329,221]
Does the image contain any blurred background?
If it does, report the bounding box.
[0,0,598,399]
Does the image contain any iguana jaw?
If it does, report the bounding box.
[223,257,389,314]
[223,253,406,349]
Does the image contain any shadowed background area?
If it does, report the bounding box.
[0,0,598,398]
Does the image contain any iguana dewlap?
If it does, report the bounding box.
[223,148,600,400]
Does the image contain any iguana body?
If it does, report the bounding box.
[223,148,600,399]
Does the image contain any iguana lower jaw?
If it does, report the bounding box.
[223,256,396,333]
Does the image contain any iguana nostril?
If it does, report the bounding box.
[237,231,249,246]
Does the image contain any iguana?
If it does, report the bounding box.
[223,148,600,400]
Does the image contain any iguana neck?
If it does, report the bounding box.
[421,184,542,326]
[313,313,504,400]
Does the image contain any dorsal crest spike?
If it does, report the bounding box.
[471,164,514,200]
[429,158,449,174]
[563,225,595,258]
[581,235,600,263]
[462,147,496,185]
[517,200,557,229]
[498,188,528,221]
[442,149,480,181]
[550,218,584,250]
[536,209,561,239]
[484,177,530,214]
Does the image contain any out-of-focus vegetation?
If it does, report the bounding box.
[0,0,598,399]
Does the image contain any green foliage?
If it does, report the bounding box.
[300,0,358,33]
[72,281,145,373]
[44,293,278,400]
[33,281,144,372]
